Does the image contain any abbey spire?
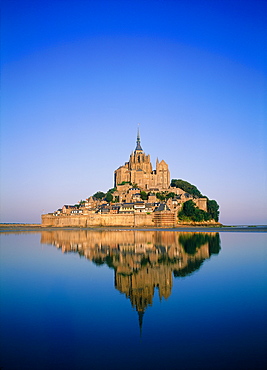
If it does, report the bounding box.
[135,126,143,152]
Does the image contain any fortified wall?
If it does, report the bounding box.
[41,212,177,228]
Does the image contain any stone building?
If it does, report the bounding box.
[114,129,170,190]
[113,130,207,213]
[42,128,214,227]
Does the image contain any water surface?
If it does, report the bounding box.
[0,230,266,369]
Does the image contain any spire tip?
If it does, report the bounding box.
[135,124,143,151]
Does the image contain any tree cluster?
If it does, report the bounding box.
[171,179,219,221]
[207,199,220,222]
[140,191,148,200]
[156,191,176,201]
[93,188,117,203]
[171,179,203,198]
[178,200,219,222]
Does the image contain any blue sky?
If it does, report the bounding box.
[1,0,266,224]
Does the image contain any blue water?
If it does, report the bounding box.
[0,230,266,370]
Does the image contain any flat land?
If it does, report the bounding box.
[0,223,266,232]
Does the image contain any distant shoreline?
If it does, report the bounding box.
[0,223,266,232]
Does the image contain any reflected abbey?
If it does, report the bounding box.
[41,230,220,331]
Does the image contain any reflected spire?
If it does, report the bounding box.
[138,310,145,338]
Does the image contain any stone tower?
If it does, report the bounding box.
[114,129,170,190]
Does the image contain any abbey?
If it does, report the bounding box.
[114,130,170,190]
[42,129,219,227]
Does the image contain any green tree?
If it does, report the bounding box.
[93,191,106,199]
[106,187,116,194]
[156,191,176,201]
[166,192,176,200]
[179,200,212,222]
[140,191,148,200]
[171,179,203,198]
[207,200,219,222]
[172,179,220,221]
[105,192,113,203]
[156,192,166,201]
[182,200,196,217]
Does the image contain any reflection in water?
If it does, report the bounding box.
[41,230,220,332]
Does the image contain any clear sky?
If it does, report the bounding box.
[1,0,266,225]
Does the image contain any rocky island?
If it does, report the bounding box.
[42,130,219,228]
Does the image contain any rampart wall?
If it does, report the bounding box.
[42,213,155,227]
[41,213,219,228]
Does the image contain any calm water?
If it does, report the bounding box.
[0,230,266,370]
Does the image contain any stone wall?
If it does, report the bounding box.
[193,197,207,212]
[42,213,155,227]
[41,212,219,228]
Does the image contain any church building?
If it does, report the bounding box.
[114,130,170,190]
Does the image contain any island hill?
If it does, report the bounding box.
[42,131,219,228]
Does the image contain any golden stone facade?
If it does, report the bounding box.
[114,130,170,190]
